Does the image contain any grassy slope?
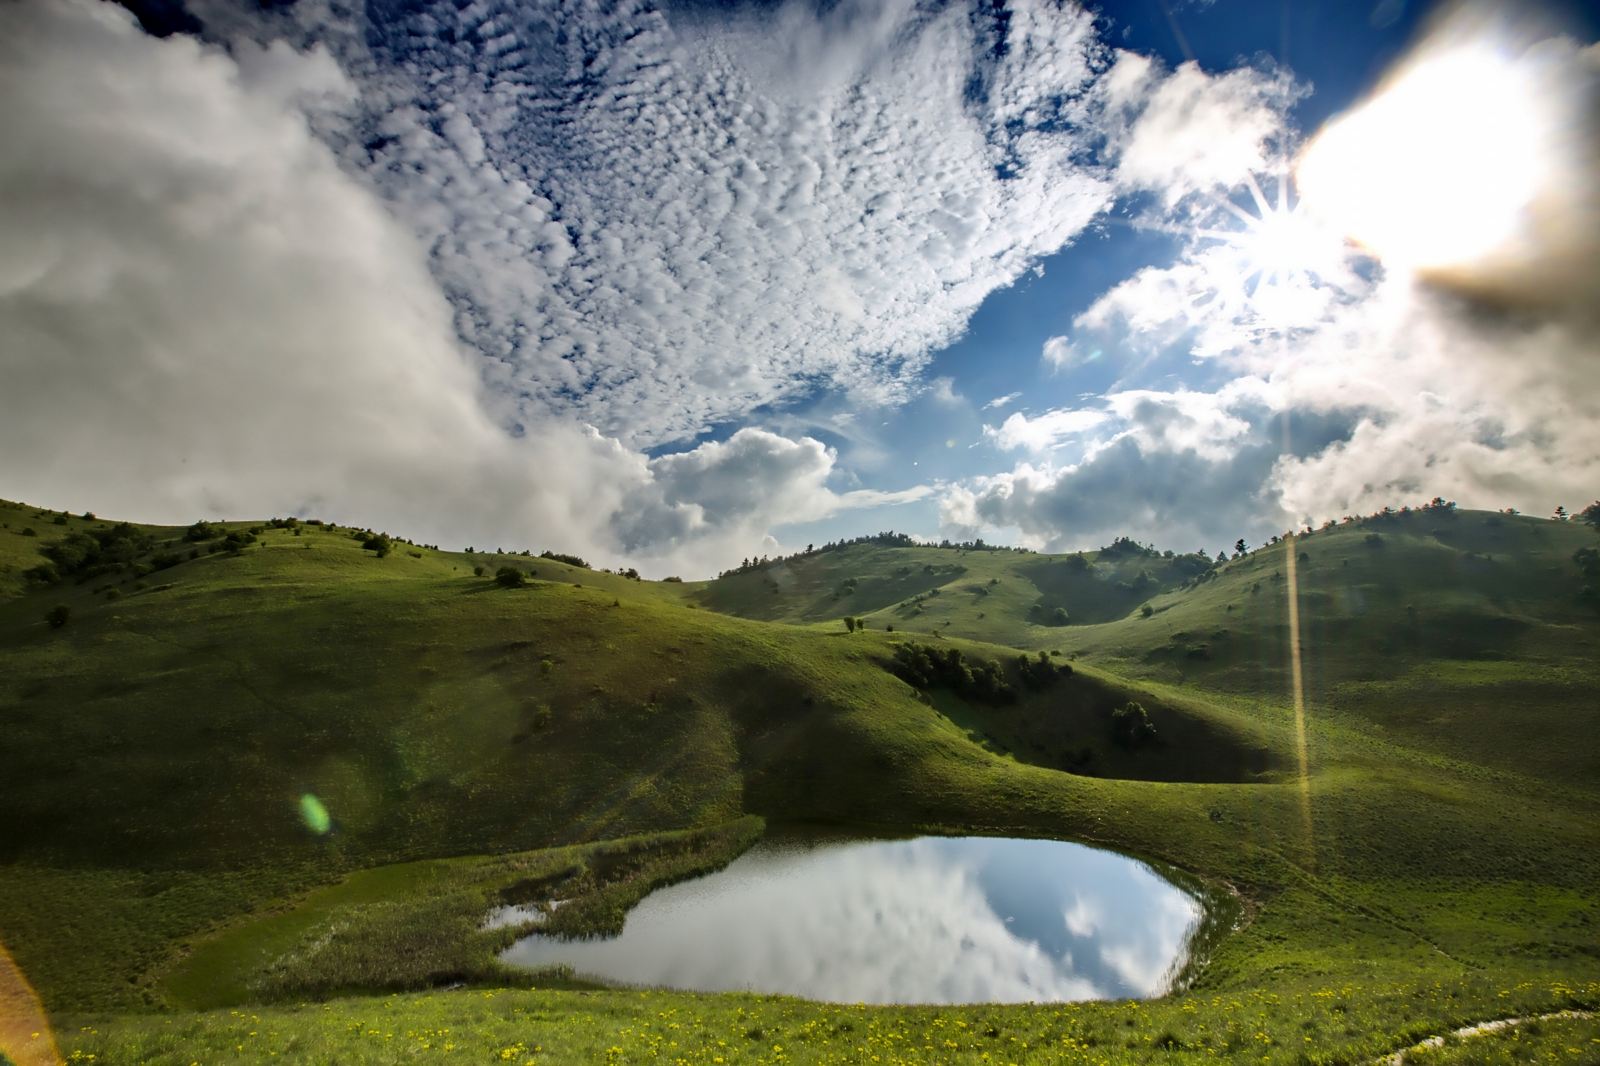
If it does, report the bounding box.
[0,501,1596,1063]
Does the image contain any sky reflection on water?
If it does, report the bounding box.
[501,835,1200,1004]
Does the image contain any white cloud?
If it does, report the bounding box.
[185,0,1115,448]
[1106,55,1296,206]
[0,0,920,579]
[984,391,1023,410]
[1041,334,1083,370]
[985,409,1110,452]
[927,377,964,407]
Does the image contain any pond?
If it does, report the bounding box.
[501,834,1202,1004]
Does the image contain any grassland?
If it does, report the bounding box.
[0,498,1596,1063]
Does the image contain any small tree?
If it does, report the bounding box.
[1554,505,1569,521]
[45,604,70,629]
[1234,538,1247,557]
[495,567,526,588]
[844,616,857,633]
[1140,603,1154,618]
[1111,701,1157,749]
[1580,501,1600,530]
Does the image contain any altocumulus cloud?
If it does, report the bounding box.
[0,0,916,576]
[185,0,1117,446]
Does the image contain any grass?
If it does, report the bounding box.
[0,499,1596,1062]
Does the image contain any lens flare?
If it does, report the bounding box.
[299,793,332,835]
[0,941,61,1066]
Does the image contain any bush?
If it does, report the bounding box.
[1111,701,1157,749]
[539,550,590,569]
[662,575,684,583]
[1140,603,1154,618]
[495,567,526,588]
[184,520,218,542]
[21,527,36,537]
[359,532,392,557]
[472,565,486,577]
[45,605,70,629]
[890,643,1015,705]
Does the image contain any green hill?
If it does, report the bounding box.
[0,498,1596,1063]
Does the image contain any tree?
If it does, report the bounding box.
[1140,603,1154,618]
[1554,505,1569,521]
[45,604,70,629]
[1580,501,1600,530]
[1111,701,1157,749]
[843,616,857,633]
[1234,538,1247,556]
[494,567,526,588]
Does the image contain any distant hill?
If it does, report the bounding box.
[690,507,1600,782]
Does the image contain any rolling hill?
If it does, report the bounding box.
[0,497,1596,1063]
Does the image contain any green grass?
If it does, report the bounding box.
[0,500,1596,1063]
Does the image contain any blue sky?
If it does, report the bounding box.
[1,0,1596,575]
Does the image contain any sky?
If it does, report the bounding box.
[1,0,1597,577]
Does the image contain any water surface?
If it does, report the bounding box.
[502,835,1200,1004]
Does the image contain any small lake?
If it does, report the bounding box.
[501,834,1202,1004]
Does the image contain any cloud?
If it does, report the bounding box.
[0,0,916,578]
[1041,335,1083,370]
[181,0,1116,448]
[985,409,1110,453]
[1103,52,1297,206]
[617,429,931,574]
[984,391,1023,411]
[946,384,1356,552]
[927,377,964,407]
[962,14,1600,551]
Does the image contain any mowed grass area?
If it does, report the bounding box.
[0,500,1596,1062]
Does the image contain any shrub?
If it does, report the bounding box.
[662,575,684,583]
[844,617,857,633]
[1111,701,1157,748]
[495,567,526,588]
[539,550,590,569]
[1140,603,1154,618]
[45,605,70,629]
[890,643,1016,705]
[184,520,218,542]
[21,527,36,537]
[472,565,486,577]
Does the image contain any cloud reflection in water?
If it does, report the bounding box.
[501,836,1200,1004]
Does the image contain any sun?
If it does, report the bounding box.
[1295,43,1549,272]
[1189,168,1345,331]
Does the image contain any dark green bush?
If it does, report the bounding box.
[1111,701,1158,748]
[45,604,70,629]
[495,567,526,588]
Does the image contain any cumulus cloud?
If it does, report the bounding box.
[1102,51,1297,206]
[949,382,1355,552]
[179,0,1116,448]
[0,0,912,577]
[947,13,1600,551]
